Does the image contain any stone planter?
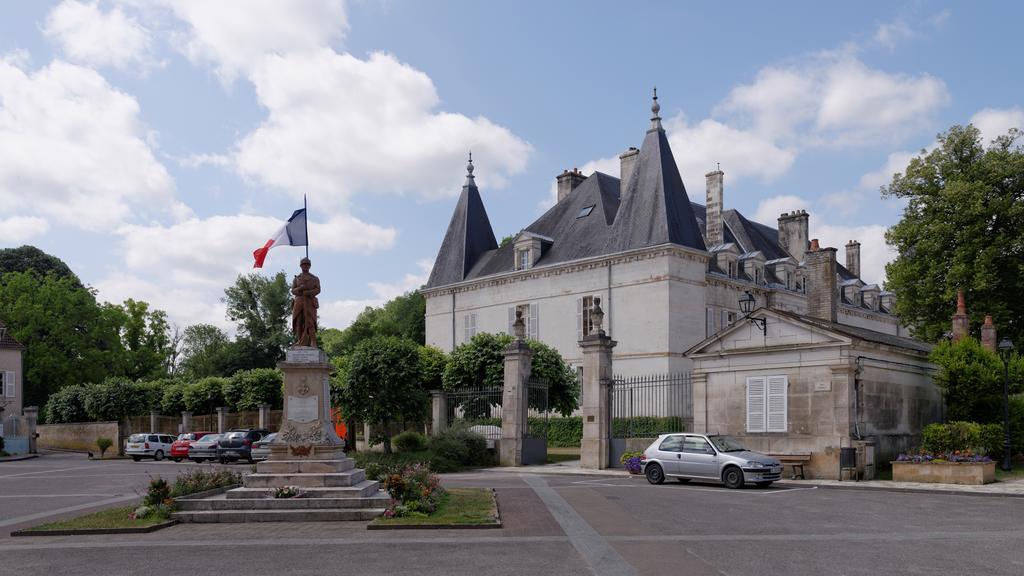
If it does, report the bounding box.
[891,461,996,485]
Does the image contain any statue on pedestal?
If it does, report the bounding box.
[291,257,320,348]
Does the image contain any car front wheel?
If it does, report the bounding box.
[153,450,164,461]
[645,463,665,485]
[132,456,141,462]
[722,466,744,489]
[172,457,182,463]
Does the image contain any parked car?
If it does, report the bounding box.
[217,429,270,464]
[641,433,783,488]
[250,432,278,461]
[187,433,222,463]
[170,432,214,462]
[125,433,176,462]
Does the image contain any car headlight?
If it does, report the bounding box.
[746,461,766,467]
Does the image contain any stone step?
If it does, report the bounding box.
[176,492,390,511]
[243,469,366,488]
[256,458,356,474]
[226,480,381,499]
[172,508,385,523]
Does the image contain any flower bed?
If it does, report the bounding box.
[893,452,996,485]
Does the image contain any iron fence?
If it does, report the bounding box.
[445,386,503,444]
[608,372,692,438]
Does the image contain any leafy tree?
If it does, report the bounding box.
[0,271,123,406]
[884,125,1024,343]
[107,299,172,380]
[83,378,148,422]
[419,345,447,392]
[930,338,1024,422]
[443,332,579,417]
[337,336,428,453]
[182,377,229,415]
[161,381,188,415]
[178,324,232,378]
[44,384,89,424]
[228,368,283,411]
[223,272,292,367]
[0,245,80,285]
[499,234,514,248]
[321,291,426,357]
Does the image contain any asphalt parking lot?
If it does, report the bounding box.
[3,452,1024,575]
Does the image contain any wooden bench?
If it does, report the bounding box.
[769,452,812,479]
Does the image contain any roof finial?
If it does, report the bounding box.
[650,86,662,131]
[464,150,475,186]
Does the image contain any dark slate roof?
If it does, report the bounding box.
[773,309,931,354]
[605,127,706,253]
[0,319,25,350]
[425,178,498,287]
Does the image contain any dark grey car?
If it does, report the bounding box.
[217,429,270,464]
[642,433,782,488]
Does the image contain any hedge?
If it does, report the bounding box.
[450,416,681,447]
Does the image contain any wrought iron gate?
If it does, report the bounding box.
[608,372,692,466]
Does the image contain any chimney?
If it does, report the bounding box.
[951,289,969,342]
[705,168,724,246]
[778,210,810,262]
[619,147,639,199]
[556,168,586,203]
[805,239,838,322]
[981,314,997,352]
[845,240,861,278]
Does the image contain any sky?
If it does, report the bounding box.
[1,1,1022,333]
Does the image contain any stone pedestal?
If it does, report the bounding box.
[500,339,532,467]
[579,332,616,469]
[268,346,344,461]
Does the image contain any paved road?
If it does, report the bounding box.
[3,453,1024,575]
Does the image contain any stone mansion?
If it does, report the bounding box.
[423,94,907,376]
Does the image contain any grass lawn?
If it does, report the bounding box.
[371,488,498,527]
[24,505,168,532]
[995,466,1024,482]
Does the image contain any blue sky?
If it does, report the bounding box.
[1,1,1021,332]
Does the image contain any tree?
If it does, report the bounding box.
[178,324,232,378]
[0,245,80,285]
[419,345,447,392]
[223,272,292,367]
[930,338,1023,422]
[442,332,579,417]
[320,291,426,357]
[337,336,428,453]
[182,377,229,415]
[883,125,1024,343]
[227,368,283,411]
[83,378,148,422]
[107,299,172,381]
[44,384,89,424]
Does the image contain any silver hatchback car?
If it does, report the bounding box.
[642,433,783,488]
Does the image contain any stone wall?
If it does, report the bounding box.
[38,421,120,454]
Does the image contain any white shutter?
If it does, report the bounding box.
[508,307,515,334]
[577,298,583,341]
[746,377,766,433]
[529,303,539,340]
[4,371,14,398]
[463,314,471,344]
[766,376,788,432]
[705,308,714,337]
[470,313,477,338]
[721,309,729,328]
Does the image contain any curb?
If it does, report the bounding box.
[10,520,177,537]
[0,454,40,463]
[776,480,1024,499]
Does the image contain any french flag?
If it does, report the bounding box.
[253,208,307,268]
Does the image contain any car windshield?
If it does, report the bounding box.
[177,433,195,441]
[708,436,747,452]
[200,435,219,443]
[263,434,277,443]
[226,432,247,439]
[128,434,146,442]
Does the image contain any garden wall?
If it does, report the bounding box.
[38,421,120,454]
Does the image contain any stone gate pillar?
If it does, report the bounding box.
[500,311,533,467]
[22,406,38,453]
[150,410,159,433]
[431,390,448,436]
[216,406,227,434]
[181,411,193,434]
[258,403,271,430]
[579,298,616,469]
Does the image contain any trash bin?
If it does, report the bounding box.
[839,447,858,481]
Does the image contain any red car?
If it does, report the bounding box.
[170,432,214,462]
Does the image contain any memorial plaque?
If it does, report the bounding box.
[814,381,832,392]
[287,395,319,423]
[286,347,325,363]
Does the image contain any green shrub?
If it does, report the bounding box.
[538,416,583,447]
[979,423,1004,458]
[611,416,684,438]
[354,451,432,481]
[228,368,283,411]
[393,431,428,453]
[168,469,242,498]
[96,437,113,458]
[45,385,89,423]
[182,377,229,414]
[921,421,984,453]
[143,477,171,507]
[382,463,445,518]
[160,382,187,415]
[431,428,489,466]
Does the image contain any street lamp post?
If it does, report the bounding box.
[997,337,1014,472]
[738,291,766,334]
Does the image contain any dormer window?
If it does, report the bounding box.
[728,261,736,278]
[577,205,595,219]
[517,249,531,271]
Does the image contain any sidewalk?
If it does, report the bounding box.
[479,459,1024,496]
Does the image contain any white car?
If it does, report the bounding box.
[125,433,176,462]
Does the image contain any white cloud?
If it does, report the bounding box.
[717,50,949,147]
[0,57,182,231]
[859,150,919,190]
[665,116,796,186]
[235,50,531,204]
[319,260,433,329]
[43,0,155,71]
[94,271,231,331]
[811,222,893,284]
[873,20,914,51]
[159,0,349,84]
[0,216,50,244]
[367,259,433,300]
[310,214,398,255]
[753,195,809,225]
[970,107,1024,144]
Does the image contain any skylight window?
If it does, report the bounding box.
[577,205,595,219]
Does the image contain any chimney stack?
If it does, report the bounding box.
[705,167,724,246]
[981,314,997,351]
[556,168,586,203]
[951,289,969,342]
[845,240,861,278]
[805,239,837,322]
[618,147,639,200]
[778,210,810,263]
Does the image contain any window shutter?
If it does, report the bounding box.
[463,314,470,344]
[529,303,539,340]
[705,308,714,337]
[508,307,515,334]
[721,309,728,328]
[577,298,583,341]
[470,313,476,337]
[766,376,788,432]
[746,377,766,433]
[4,371,14,398]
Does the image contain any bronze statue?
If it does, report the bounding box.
[291,257,321,347]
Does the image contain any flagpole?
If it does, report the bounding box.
[304,194,309,259]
